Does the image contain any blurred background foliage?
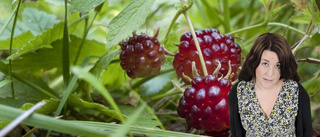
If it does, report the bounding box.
[0,0,319,136]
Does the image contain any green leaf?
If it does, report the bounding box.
[0,75,53,102]
[70,0,105,13]
[7,22,64,60]
[21,8,60,36]
[0,20,29,41]
[141,71,175,96]
[0,121,9,129]
[0,31,35,49]
[12,35,105,72]
[21,98,59,115]
[71,66,125,122]
[259,0,269,8]
[106,0,156,50]
[0,79,11,88]
[0,98,31,108]
[68,94,127,121]
[119,104,160,128]
[0,103,201,137]
[115,104,146,137]
[90,49,119,79]
[0,104,111,137]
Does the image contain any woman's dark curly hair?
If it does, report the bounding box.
[238,33,300,82]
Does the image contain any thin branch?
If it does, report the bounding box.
[297,58,320,64]
[312,103,320,112]
[310,87,320,98]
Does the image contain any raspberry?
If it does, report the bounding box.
[119,29,165,78]
[173,28,241,84]
[177,74,231,132]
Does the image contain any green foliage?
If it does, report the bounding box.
[70,0,105,13]
[0,0,319,136]
[106,0,156,49]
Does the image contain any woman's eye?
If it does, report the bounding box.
[275,64,281,68]
[262,62,268,66]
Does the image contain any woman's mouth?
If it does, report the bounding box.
[263,78,272,82]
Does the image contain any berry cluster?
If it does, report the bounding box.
[173,28,241,84]
[119,30,165,78]
[177,74,231,132]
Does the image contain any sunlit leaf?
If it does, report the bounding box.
[12,35,105,72]
[0,31,35,49]
[70,0,105,13]
[21,98,59,115]
[90,49,119,79]
[7,22,64,60]
[68,94,127,121]
[106,0,156,50]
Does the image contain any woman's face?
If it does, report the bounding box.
[255,50,281,89]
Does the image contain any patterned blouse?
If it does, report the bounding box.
[237,79,299,137]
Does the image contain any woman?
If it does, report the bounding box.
[228,33,313,137]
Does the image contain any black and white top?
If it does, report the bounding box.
[229,79,313,137]
[237,80,298,136]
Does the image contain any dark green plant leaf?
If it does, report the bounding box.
[0,98,31,108]
[21,98,59,115]
[68,94,127,121]
[21,8,60,36]
[119,104,160,128]
[0,77,50,102]
[12,35,105,72]
[106,0,156,50]
[70,0,105,13]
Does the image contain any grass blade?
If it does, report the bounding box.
[0,101,46,136]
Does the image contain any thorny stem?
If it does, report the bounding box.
[9,0,22,99]
[297,58,320,64]
[180,1,208,76]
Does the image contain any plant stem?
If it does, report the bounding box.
[222,0,231,32]
[151,90,181,101]
[183,11,208,76]
[227,22,305,36]
[62,0,70,86]
[8,0,22,99]
[0,5,18,37]
[73,12,99,65]
[164,2,193,40]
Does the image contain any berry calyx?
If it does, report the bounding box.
[119,29,166,78]
[173,28,241,84]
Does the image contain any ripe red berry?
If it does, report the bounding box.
[177,74,231,132]
[173,28,241,84]
[119,29,165,78]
